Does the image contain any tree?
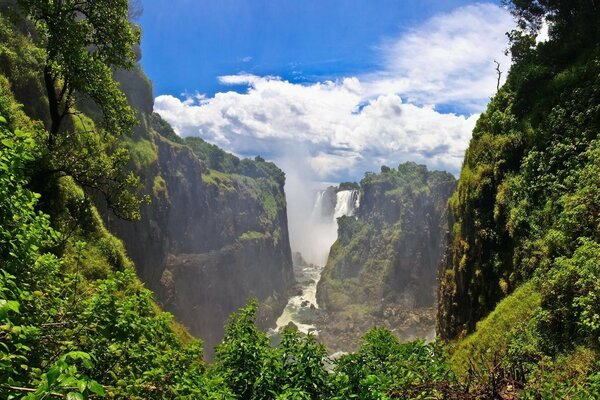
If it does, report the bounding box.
[504,0,600,41]
[17,0,140,145]
[15,0,146,220]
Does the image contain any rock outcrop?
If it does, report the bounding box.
[103,67,294,357]
[316,163,455,352]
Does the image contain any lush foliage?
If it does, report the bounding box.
[212,302,462,400]
[17,0,140,139]
[438,0,600,339]
[438,0,600,397]
[0,3,146,221]
[2,0,600,398]
[185,136,286,185]
[0,86,231,399]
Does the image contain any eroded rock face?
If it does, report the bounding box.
[104,68,294,358]
[316,163,456,352]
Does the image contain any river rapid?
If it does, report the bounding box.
[269,189,360,338]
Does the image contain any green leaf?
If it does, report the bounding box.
[66,392,84,400]
[76,380,87,393]
[82,358,93,369]
[0,115,6,124]
[87,380,105,396]
[64,351,91,361]
[1,138,14,148]
[46,367,60,386]
[0,299,20,319]
[61,377,78,388]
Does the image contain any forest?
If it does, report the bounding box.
[1,0,599,398]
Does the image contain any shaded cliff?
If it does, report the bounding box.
[316,163,456,352]
[437,2,600,343]
[102,67,294,357]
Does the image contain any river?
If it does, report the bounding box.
[269,188,360,338]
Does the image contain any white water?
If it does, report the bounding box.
[272,189,360,335]
[274,262,322,334]
[333,190,360,219]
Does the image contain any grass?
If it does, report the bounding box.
[153,174,168,199]
[450,279,541,379]
[202,169,236,192]
[240,231,268,241]
[127,137,158,170]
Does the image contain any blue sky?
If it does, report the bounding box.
[140,1,516,255]
[140,0,502,98]
[140,0,516,189]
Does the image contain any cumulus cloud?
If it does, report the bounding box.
[153,3,515,261]
[364,3,513,111]
[155,3,513,181]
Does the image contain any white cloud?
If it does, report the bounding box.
[155,3,513,182]
[364,3,514,111]
[153,3,515,260]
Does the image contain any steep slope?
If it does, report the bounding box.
[0,10,236,396]
[0,6,294,357]
[437,1,600,394]
[102,67,294,356]
[438,3,600,342]
[317,163,456,352]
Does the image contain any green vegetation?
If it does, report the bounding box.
[450,280,541,378]
[0,2,145,221]
[240,231,268,241]
[1,0,600,398]
[211,302,462,400]
[437,0,600,396]
[18,0,139,140]
[316,163,455,351]
[184,136,285,186]
[0,107,224,398]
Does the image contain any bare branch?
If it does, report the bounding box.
[494,60,502,91]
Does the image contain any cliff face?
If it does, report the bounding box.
[437,9,600,341]
[104,68,294,356]
[316,163,456,352]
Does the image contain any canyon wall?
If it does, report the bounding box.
[105,67,294,356]
[316,163,456,352]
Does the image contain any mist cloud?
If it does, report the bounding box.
[153,3,515,261]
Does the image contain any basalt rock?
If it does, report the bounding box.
[316,162,455,351]
[102,67,294,358]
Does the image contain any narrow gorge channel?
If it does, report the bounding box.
[270,188,360,337]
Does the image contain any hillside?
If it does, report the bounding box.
[438,0,600,395]
[100,66,294,357]
[317,163,456,352]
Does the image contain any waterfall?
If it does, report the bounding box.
[272,187,361,336]
[333,190,360,220]
[310,190,325,221]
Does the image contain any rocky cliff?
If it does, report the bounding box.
[316,163,456,352]
[102,67,294,357]
[437,7,600,341]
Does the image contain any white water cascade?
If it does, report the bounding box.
[272,189,360,336]
[333,190,360,219]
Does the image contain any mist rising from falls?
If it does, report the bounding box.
[273,187,360,335]
[298,188,360,266]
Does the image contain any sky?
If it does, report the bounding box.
[139,0,516,183]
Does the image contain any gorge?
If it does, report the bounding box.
[271,188,360,337]
[2,0,600,397]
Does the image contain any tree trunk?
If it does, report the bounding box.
[43,65,62,146]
